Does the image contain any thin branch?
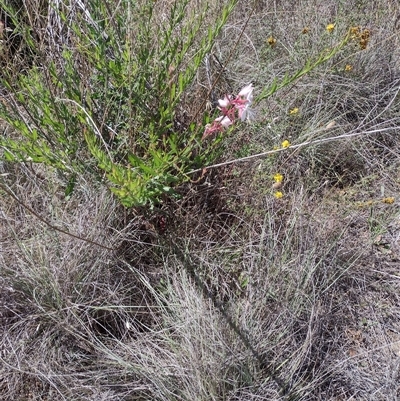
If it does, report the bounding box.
[55,98,113,160]
[187,126,399,175]
[191,2,255,123]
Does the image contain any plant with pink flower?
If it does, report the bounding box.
[202,84,254,140]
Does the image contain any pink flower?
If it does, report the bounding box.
[202,84,254,140]
[217,95,236,121]
[202,116,233,140]
[218,95,232,109]
[238,83,254,99]
[216,115,233,128]
[233,84,253,121]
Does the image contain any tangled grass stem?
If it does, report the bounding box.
[0,180,115,251]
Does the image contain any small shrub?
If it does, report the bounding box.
[0,0,238,206]
[0,0,358,208]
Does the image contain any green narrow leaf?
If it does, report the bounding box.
[64,174,77,199]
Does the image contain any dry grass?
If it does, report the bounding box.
[1,0,400,400]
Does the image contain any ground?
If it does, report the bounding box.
[1,0,400,400]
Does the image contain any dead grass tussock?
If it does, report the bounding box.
[0,165,148,399]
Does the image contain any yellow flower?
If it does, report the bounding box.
[326,23,335,33]
[345,64,353,71]
[289,107,299,115]
[281,140,291,148]
[382,197,395,204]
[274,191,283,199]
[350,26,360,37]
[302,27,310,34]
[267,36,277,47]
[273,173,283,183]
[359,29,370,50]
[350,26,370,49]
[361,29,370,39]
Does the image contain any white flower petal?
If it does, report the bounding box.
[215,115,233,128]
[218,96,231,108]
[238,83,253,99]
